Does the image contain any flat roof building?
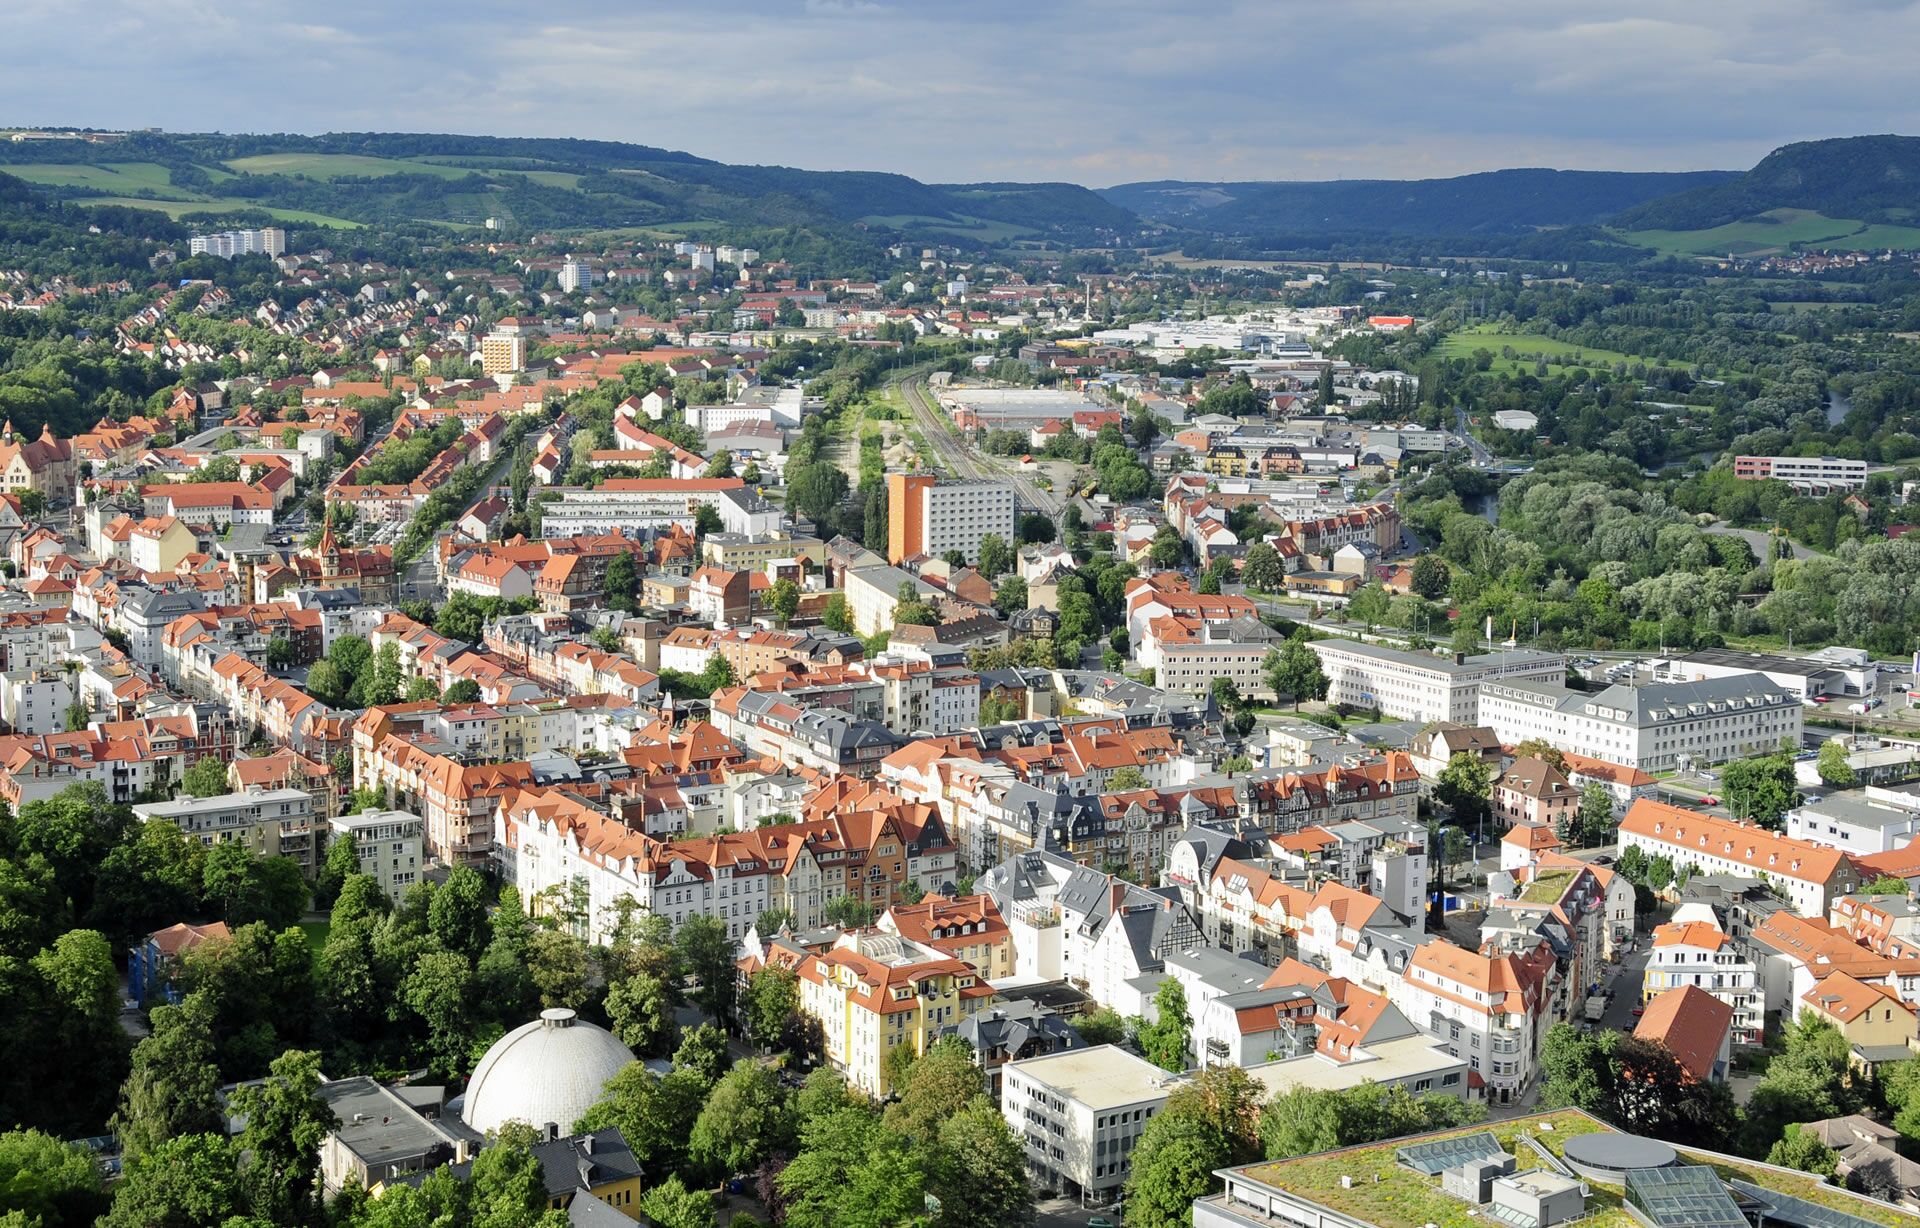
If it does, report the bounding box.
[1000,1044,1177,1201]
[1306,639,1566,725]
[1480,673,1801,772]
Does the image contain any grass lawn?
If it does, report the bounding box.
[5,161,187,192]
[1620,208,1920,257]
[510,170,584,189]
[299,920,330,952]
[1243,1110,1917,1228]
[1433,323,1638,372]
[78,196,363,227]
[224,152,476,181]
[1519,867,1577,903]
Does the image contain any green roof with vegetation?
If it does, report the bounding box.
[1518,868,1579,904]
[1234,1111,1920,1228]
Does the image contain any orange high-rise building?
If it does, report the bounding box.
[887,472,934,563]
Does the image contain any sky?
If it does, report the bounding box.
[5,0,1919,186]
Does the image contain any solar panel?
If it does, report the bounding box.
[1395,1131,1507,1175]
[1726,1179,1884,1228]
[1626,1166,1748,1228]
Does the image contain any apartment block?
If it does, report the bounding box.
[886,473,1016,565]
[133,785,319,872]
[328,809,425,904]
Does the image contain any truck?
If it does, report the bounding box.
[1584,995,1608,1024]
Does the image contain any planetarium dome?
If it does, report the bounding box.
[462,1008,634,1136]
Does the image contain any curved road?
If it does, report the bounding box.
[1705,522,1825,562]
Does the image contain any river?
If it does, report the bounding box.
[1828,390,1853,427]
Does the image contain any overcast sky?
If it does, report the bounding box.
[7,0,1918,186]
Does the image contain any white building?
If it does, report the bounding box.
[1390,939,1554,1105]
[557,257,600,293]
[189,227,286,259]
[0,668,73,735]
[1786,793,1920,856]
[887,474,1017,566]
[1642,919,1763,1046]
[1478,674,1801,772]
[1734,455,1869,492]
[1000,1046,1175,1201]
[133,786,316,868]
[328,809,424,904]
[1306,641,1566,725]
[536,480,779,540]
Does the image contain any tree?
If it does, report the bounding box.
[404,950,475,1079]
[1240,542,1283,591]
[637,1175,716,1228]
[1261,1083,1486,1160]
[929,1096,1037,1227]
[1265,638,1327,709]
[1434,751,1494,832]
[778,1107,930,1228]
[364,642,405,707]
[603,553,639,613]
[63,701,88,732]
[893,581,939,628]
[606,971,677,1056]
[264,636,295,670]
[1723,753,1799,831]
[1512,738,1569,774]
[823,894,876,929]
[1574,782,1615,849]
[673,1023,732,1089]
[1124,1108,1233,1228]
[1346,584,1390,630]
[303,659,346,708]
[467,1121,570,1228]
[1062,1006,1126,1049]
[976,533,1012,579]
[706,450,735,479]
[768,578,801,626]
[786,462,850,524]
[0,1128,105,1228]
[673,914,737,1020]
[821,593,853,634]
[1767,1125,1839,1180]
[741,966,801,1051]
[404,675,438,702]
[1110,765,1148,791]
[689,1060,795,1179]
[1818,739,1857,788]
[442,678,482,705]
[1137,978,1191,1072]
[1409,554,1452,600]
[230,1049,335,1227]
[181,755,229,798]
[102,1133,243,1228]
[526,928,591,1011]
[429,865,489,961]
[575,1065,706,1175]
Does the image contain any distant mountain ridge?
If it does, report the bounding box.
[1102,168,1740,236]
[1610,135,1920,231]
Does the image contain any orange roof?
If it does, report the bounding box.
[1652,920,1729,952]
[1803,970,1915,1025]
[1622,799,1845,885]
[1634,985,1732,1081]
[1502,822,1564,850]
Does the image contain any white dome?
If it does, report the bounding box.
[463,1008,634,1136]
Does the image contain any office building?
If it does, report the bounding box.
[1306,640,1566,724]
[1733,455,1869,492]
[1479,674,1801,772]
[887,473,1016,565]
[1000,1045,1175,1201]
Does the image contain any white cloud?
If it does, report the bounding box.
[0,0,1915,184]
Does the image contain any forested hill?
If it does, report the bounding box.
[1103,167,1739,236]
[1610,135,1920,231]
[0,130,1134,241]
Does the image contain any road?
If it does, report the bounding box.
[1453,409,1497,466]
[1705,521,1825,561]
[896,374,1065,518]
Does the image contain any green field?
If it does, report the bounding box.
[77,196,363,227]
[861,213,1038,242]
[1434,324,1637,371]
[299,920,330,951]
[5,161,185,191]
[1623,208,1920,257]
[225,152,476,181]
[512,170,583,189]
